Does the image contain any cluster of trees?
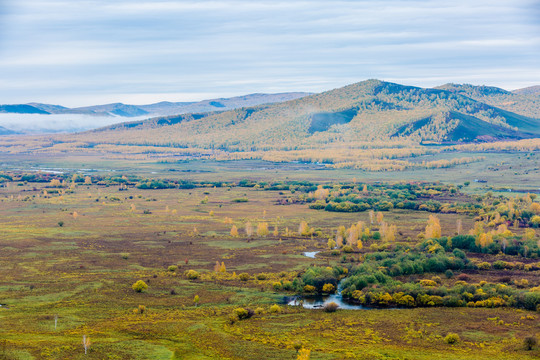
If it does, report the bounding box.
[307,181,463,214]
[424,233,540,258]
[346,279,540,310]
[332,247,540,310]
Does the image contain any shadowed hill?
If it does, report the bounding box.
[0,104,49,114]
[436,83,540,118]
[392,111,536,143]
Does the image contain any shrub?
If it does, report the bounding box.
[323,302,339,312]
[342,245,353,253]
[132,280,148,293]
[269,304,281,313]
[419,279,438,287]
[238,273,250,281]
[477,262,491,270]
[167,265,177,272]
[303,285,317,293]
[445,270,454,278]
[524,336,538,350]
[256,273,267,280]
[273,282,283,291]
[444,333,460,344]
[233,308,253,320]
[322,283,336,293]
[184,270,200,279]
[254,307,265,315]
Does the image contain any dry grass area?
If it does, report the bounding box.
[0,165,538,359]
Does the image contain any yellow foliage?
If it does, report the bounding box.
[425,215,441,238]
[298,221,311,236]
[297,348,310,360]
[257,222,269,236]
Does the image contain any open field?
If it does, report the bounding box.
[0,155,539,359]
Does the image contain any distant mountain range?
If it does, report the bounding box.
[55,80,539,150]
[0,93,311,118]
[2,81,539,147]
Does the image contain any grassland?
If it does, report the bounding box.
[0,154,539,359]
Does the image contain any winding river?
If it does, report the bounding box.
[291,250,370,309]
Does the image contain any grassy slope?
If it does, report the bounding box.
[51,80,540,151]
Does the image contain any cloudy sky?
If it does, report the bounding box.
[0,0,539,106]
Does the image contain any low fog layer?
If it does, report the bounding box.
[0,113,148,134]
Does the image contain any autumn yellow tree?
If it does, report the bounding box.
[425,215,441,238]
[314,185,329,199]
[524,228,535,240]
[327,238,336,249]
[478,232,493,248]
[368,210,375,225]
[456,219,463,235]
[230,225,239,237]
[346,224,359,246]
[298,221,311,236]
[469,222,484,238]
[257,222,269,236]
[245,222,253,237]
[376,212,384,225]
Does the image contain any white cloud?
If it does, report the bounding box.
[0,0,538,106]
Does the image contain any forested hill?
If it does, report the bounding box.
[57,79,540,150]
[435,83,540,118]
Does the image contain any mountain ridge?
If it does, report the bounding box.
[1,92,312,118]
[64,79,540,151]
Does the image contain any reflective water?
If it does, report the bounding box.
[287,293,369,310]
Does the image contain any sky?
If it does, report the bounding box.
[0,0,539,107]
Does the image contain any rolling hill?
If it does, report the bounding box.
[513,85,540,96]
[2,93,311,118]
[61,79,540,151]
[435,83,540,118]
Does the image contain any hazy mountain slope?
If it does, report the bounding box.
[71,103,150,117]
[27,103,69,113]
[436,83,540,118]
[0,93,311,119]
[138,93,311,116]
[0,125,19,135]
[0,92,311,135]
[513,85,540,96]
[65,80,540,150]
[0,104,49,114]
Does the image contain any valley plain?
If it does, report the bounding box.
[0,80,539,359]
